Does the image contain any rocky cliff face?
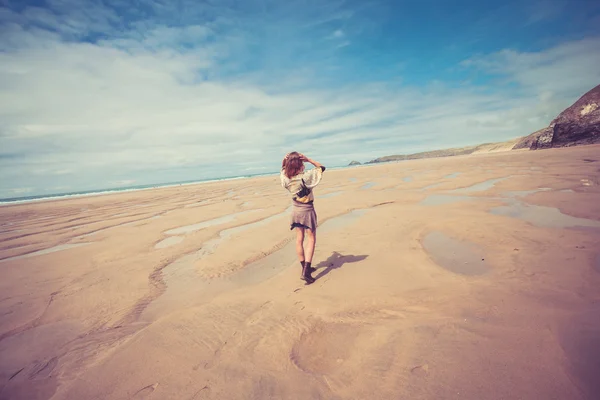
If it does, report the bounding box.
[514,84,600,150]
[355,84,599,165]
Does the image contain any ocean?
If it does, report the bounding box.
[0,163,356,206]
[0,172,280,206]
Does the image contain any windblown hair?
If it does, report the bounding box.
[282,151,305,179]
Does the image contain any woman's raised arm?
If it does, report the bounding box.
[300,154,324,170]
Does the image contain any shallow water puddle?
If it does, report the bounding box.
[155,236,185,249]
[501,188,552,198]
[403,176,413,183]
[214,206,292,242]
[420,182,444,191]
[75,215,163,239]
[319,191,343,199]
[164,209,260,235]
[490,201,600,229]
[322,209,367,232]
[451,177,508,193]
[420,194,473,206]
[444,172,460,179]
[144,208,369,318]
[0,243,92,263]
[361,182,377,190]
[157,207,290,251]
[221,209,369,284]
[422,231,489,276]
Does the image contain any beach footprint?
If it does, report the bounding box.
[245,300,273,326]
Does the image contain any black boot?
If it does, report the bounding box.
[301,262,315,284]
[300,261,315,277]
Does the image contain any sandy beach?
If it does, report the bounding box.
[1,145,599,400]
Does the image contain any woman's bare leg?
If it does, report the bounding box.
[295,227,305,262]
[305,228,317,263]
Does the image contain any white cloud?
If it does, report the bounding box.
[462,37,600,97]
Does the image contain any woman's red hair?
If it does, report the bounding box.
[282,152,304,178]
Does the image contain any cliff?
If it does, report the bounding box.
[359,83,599,165]
[366,138,520,164]
[514,84,600,149]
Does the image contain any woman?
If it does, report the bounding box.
[280,152,326,284]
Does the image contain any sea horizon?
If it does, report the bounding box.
[0,172,280,206]
[0,164,357,206]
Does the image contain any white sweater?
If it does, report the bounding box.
[280,166,324,203]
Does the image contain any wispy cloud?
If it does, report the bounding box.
[462,37,600,98]
[0,0,599,197]
[332,29,344,38]
[525,0,566,24]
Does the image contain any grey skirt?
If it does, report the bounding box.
[290,200,318,231]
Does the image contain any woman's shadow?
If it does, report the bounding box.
[313,251,368,281]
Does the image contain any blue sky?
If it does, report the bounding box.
[1,0,600,198]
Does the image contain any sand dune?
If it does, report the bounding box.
[1,145,600,399]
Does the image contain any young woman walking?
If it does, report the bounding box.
[280,152,326,284]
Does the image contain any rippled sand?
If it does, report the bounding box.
[1,145,600,400]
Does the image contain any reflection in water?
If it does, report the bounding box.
[145,208,368,318]
[451,177,509,193]
[164,210,260,235]
[422,231,489,275]
[501,188,551,198]
[361,182,376,190]
[490,201,600,229]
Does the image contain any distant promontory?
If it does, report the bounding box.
[358,83,600,165]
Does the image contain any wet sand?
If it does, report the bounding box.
[1,145,600,400]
